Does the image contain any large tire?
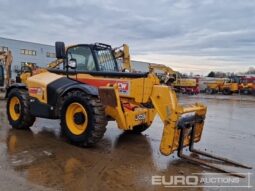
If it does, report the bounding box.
[124,124,150,134]
[206,88,218,94]
[222,88,232,95]
[242,89,251,95]
[206,88,213,94]
[6,88,35,129]
[60,91,107,147]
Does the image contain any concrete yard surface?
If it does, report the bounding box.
[0,97,254,191]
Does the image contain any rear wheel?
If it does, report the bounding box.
[6,88,35,129]
[206,88,215,94]
[222,88,232,95]
[242,89,251,95]
[124,124,150,134]
[60,91,107,146]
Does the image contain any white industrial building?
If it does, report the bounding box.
[0,37,56,78]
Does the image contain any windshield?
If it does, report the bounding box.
[67,46,96,71]
[94,49,118,72]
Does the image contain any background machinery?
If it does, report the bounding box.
[205,77,239,95]
[220,78,239,95]
[148,63,199,94]
[0,50,13,91]
[5,42,251,177]
[148,63,176,85]
[172,76,200,95]
[253,82,255,96]
[238,76,255,95]
[113,44,132,72]
[205,75,255,95]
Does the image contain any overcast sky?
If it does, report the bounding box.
[0,0,255,75]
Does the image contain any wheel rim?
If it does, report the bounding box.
[9,96,21,121]
[65,102,88,135]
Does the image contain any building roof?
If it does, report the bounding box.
[0,36,54,47]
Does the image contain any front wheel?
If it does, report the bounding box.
[6,88,35,129]
[60,91,107,147]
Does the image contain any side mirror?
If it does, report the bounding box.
[68,58,77,69]
[55,41,66,59]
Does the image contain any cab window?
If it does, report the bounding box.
[94,49,118,72]
[67,46,96,71]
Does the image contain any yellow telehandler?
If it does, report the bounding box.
[5,42,251,177]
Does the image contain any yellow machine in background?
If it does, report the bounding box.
[148,64,200,94]
[0,50,13,90]
[113,44,132,72]
[252,82,255,96]
[5,42,251,177]
[206,79,239,95]
[205,80,225,94]
[221,81,239,95]
[239,81,254,95]
[148,63,176,85]
[173,78,199,94]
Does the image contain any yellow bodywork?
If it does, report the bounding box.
[20,41,208,156]
[23,69,207,156]
[96,73,207,156]
[173,78,197,87]
[221,82,239,92]
[206,80,224,91]
[240,82,253,90]
[26,72,63,103]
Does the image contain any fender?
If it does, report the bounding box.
[47,77,98,106]
[5,83,27,98]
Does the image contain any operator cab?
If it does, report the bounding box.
[54,41,148,78]
[60,43,119,72]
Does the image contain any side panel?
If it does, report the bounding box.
[27,72,63,103]
[76,73,160,103]
[27,72,99,118]
[30,97,58,119]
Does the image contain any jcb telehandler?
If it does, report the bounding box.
[6,42,251,177]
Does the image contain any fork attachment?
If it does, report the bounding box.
[150,85,252,178]
[177,118,252,178]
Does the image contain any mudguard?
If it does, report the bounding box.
[47,77,98,106]
[5,83,27,98]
